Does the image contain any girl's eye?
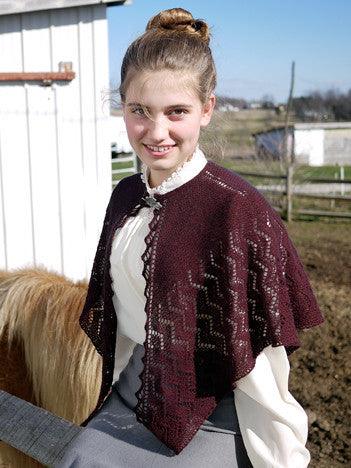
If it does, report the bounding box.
[169,109,187,116]
[131,107,146,116]
[130,107,187,118]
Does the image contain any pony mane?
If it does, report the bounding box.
[0,266,101,423]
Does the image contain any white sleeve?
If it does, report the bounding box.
[233,345,310,468]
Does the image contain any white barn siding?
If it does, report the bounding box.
[0,5,111,281]
[324,129,351,165]
[108,116,133,152]
[294,129,324,166]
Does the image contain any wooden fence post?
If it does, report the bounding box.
[286,164,293,222]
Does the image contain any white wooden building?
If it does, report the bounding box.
[0,0,130,282]
[109,115,133,153]
[254,122,351,166]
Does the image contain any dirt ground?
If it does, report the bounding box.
[286,220,350,467]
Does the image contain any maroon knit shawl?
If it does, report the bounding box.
[79,160,324,454]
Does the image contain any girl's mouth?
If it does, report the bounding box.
[143,144,176,158]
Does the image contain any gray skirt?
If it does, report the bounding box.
[54,344,253,468]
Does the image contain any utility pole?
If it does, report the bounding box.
[285,61,295,222]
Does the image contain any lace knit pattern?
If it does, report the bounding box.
[79,160,324,453]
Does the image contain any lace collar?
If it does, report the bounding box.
[140,146,208,195]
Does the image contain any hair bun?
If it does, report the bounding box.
[146,8,210,45]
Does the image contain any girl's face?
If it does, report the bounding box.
[122,70,215,187]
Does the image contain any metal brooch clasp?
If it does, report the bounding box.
[142,196,162,210]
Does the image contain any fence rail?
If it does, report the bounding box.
[258,187,351,202]
[111,154,138,188]
[296,209,351,219]
[236,169,351,220]
[235,171,287,180]
[294,177,351,184]
[235,171,351,185]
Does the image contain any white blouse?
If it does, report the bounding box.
[109,146,310,467]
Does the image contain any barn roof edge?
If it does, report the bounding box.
[253,121,351,136]
[0,0,131,16]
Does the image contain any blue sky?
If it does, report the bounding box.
[107,0,351,103]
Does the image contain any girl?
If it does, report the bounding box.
[57,7,324,467]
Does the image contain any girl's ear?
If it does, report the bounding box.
[122,102,126,122]
[200,94,216,127]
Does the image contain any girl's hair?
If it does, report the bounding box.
[119,8,217,105]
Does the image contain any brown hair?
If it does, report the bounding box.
[119,8,217,105]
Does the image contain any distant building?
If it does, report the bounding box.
[253,122,351,166]
[218,104,240,112]
[249,102,262,109]
[0,0,131,281]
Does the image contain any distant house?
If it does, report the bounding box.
[253,122,351,166]
[218,104,240,112]
[0,0,131,282]
[249,102,262,109]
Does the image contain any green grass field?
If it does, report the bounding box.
[112,159,135,181]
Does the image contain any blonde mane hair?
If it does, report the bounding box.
[0,267,101,467]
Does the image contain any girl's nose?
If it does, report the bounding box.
[147,118,169,141]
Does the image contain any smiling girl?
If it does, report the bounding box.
[56,7,324,467]
[123,68,215,187]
